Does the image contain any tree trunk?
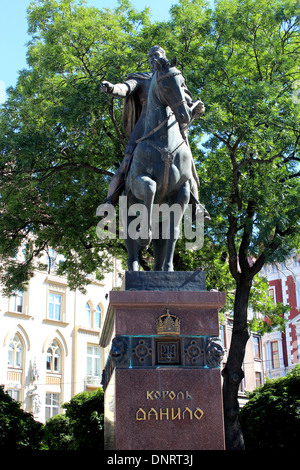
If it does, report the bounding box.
[222,277,252,450]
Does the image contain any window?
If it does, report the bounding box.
[83,302,102,330]
[45,393,60,420]
[6,389,21,401]
[238,377,245,393]
[238,364,245,393]
[253,335,261,359]
[46,341,61,372]
[95,305,102,329]
[8,334,23,368]
[87,345,101,377]
[255,372,262,388]
[13,291,24,313]
[271,341,280,369]
[268,287,276,303]
[85,302,92,327]
[48,293,62,321]
[46,283,66,324]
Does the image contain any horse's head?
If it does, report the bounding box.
[154,56,191,125]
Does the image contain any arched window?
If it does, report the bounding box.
[85,302,92,327]
[8,334,23,368]
[95,305,102,329]
[46,341,61,373]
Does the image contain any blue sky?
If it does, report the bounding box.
[0,0,179,103]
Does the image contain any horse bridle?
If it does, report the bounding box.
[155,69,187,113]
[156,70,182,83]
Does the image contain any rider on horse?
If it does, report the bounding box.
[101,46,210,222]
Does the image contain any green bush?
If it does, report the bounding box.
[239,365,300,449]
[43,413,73,450]
[43,387,104,450]
[0,385,43,450]
[62,388,104,450]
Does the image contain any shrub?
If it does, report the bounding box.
[43,413,73,450]
[43,388,104,450]
[239,365,300,449]
[0,385,43,450]
[62,388,104,450]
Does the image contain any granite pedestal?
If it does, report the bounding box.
[100,271,226,450]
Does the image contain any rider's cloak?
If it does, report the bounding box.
[122,72,153,140]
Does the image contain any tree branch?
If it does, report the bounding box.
[250,226,295,277]
[37,162,113,182]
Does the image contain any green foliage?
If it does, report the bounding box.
[0,385,43,450]
[0,0,299,450]
[0,0,299,316]
[0,0,153,294]
[43,387,104,450]
[248,276,290,334]
[239,365,300,449]
[0,386,104,451]
[180,0,300,269]
[42,413,73,450]
[62,387,104,450]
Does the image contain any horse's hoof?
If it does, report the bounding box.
[164,265,174,272]
[127,262,139,271]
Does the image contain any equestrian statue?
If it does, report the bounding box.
[101,46,208,271]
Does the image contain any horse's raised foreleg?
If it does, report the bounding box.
[163,182,190,271]
[132,175,157,247]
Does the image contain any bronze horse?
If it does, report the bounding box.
[122,57,194,271]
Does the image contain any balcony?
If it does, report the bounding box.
[84,375,102,389]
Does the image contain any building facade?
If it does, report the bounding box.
[220,251,300,406]
[0,251,120,423]
[260,252,300,380]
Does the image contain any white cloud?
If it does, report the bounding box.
[0,81,7,104]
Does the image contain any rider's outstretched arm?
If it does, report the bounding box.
[100,79,138,98]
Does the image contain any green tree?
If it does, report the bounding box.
[0,385,43,450]
[167,0,300,448]
[0,0,152,294]
[43,388,104,450]
[239,365,300,449]
[62,387,104,450]
[0,0,300,450]
[42,413,73,450]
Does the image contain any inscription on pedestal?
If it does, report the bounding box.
[135,390,204,421]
